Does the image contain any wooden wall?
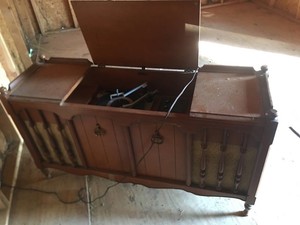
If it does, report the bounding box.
[0,0,33,79]
[30,0,78,34]
[0,0,79,81]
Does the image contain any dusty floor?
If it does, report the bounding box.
[5,2,300,225]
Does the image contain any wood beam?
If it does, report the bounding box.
[12,0,39,46]
[0,33,17,81]
[0,0,32,73]
[29,0,46,35]
[68,0,79,28]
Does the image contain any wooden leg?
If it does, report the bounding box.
[242,203,252,216]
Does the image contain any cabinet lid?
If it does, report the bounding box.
[71,0,200,70]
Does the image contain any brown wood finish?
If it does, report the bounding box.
[0,0,278,216]
[2,61,277,214]
[71,0,200,69]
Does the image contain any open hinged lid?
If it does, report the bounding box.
[71,0,200,70]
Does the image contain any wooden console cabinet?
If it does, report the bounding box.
[0,0,277,215]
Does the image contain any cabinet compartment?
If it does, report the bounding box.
[66,67,196,113]
[73,115,132,173]
[9,102,86,168]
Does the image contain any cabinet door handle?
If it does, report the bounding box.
[94,123,106,136]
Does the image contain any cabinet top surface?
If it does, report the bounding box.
[10,61,90,101]
[71,0,200,69]
[191,71,265,118]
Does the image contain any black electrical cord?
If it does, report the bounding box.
[1,142,156,205]
[1,69,199,205]
[1,183,83,204]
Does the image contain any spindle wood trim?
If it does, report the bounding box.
[199,128,208,188]
[54,114,79,166]
[22,109,53,163]
[38,110,66,164]
[66,119,88,167]
[217,130,229,190]
[234,133,249,193]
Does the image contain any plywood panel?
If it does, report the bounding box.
[0,34,17,81]
[30,0,74,34]
[12,0,40,46]
[68,0,79,27]
[0,1,32,74]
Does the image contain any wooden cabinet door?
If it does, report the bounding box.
[73,115,132,173]
[130,122,188,182]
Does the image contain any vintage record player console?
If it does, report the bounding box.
[0,0,277,215]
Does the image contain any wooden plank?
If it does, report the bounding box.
[68,0,79,28]
[0,102,22,224]
[140,123,161,178]
[130,124,147,174]
[95,117,124,171]
[12,0,40,45]
[174,128,187,181]
[30,0,74,34]
[0,33,17,81]
[81,115,109,169]
[0,1,32,73]
[157,125,176,180]
[29,0,45,34]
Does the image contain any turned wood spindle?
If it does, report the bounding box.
[39,110,66,164]
[234,133,248,193]
[54,114,79,167]
[199,128,208,188]
[217,129,229,190]
[23,109,53,163]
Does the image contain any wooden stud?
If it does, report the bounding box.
[29,0,74,34]
[0,33,17,81]
[68,0,79,28]
[0,0,32,72]
[29,0,46,35]
[12,0,39,45]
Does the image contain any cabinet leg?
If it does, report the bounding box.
[242,203,252,216]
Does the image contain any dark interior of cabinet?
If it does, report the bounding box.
[67,67,196,113]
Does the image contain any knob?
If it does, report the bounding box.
[94,123,106,136]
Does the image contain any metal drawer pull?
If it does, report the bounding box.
[94,123,106,136]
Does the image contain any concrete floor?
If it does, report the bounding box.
[6,2,300,225]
